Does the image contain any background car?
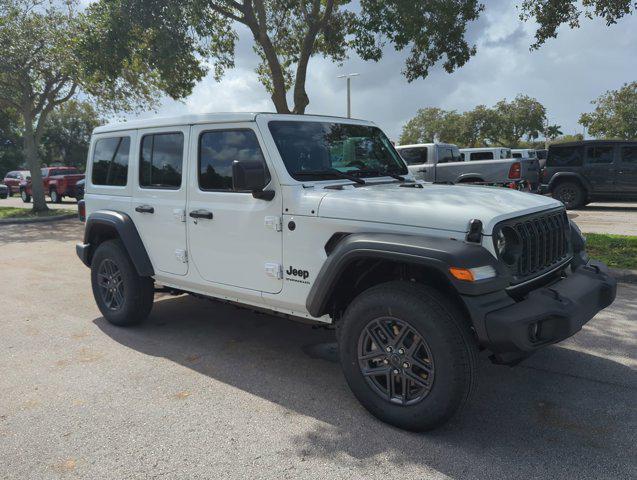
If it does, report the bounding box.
[3,170,31,197]
[541,140,637,208]
[0,184,8,199]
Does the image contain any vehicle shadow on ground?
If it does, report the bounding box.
[94,295,636,479]
[581,204,637,212]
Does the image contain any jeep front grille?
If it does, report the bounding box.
[498,209,571,283]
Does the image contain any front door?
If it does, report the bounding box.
[617,144,637,194]
[132,126,189,276]
[187,123,283,294]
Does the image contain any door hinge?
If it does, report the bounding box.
[264,216,282,232]
[264,263,283,279]
[175,249,188,263]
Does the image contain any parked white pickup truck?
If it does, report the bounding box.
[396,143,540,189]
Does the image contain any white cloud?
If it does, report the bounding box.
[131,1,637,142]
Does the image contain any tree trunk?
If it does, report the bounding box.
[22,118,48,212]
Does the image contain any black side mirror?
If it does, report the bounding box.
[232,160,274,200]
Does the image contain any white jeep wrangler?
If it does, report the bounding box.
[77,113,616,431]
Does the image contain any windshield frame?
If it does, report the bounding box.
[267,120,407,183]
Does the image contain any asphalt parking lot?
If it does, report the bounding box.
[0,219,635,480]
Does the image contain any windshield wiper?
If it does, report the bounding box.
[295,169,366,184]
[352,169,408,182]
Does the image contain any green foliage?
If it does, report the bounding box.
[579,82,637,140]
[585,233,637,270]
[546,124,563,140]
[519,0,635,49]
[84,0,484,113]
[551,133,585,144]
[399,96,546,148]
[0,108,23,174]
[40,100,103,169]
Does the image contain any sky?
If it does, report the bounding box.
[127,1,637,142]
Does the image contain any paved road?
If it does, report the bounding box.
[0,220,635,480]
[569,202,637,236]
[1,195,78,210]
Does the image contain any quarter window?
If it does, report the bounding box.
[139,133,184,189]
[585,146,614,164]
[199,129,268,191]
[92,137,130,186]
[621,146,637,163]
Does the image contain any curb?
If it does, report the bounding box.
[0,213,77,225]
[610,268,637,284]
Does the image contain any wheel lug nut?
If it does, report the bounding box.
[385,346,392,353]
[398,348,405,355]
[402,362,410,369]
[383,359,389,364]
[393,369,399,375]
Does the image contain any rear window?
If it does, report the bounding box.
[547,146,584,167]
[621,145,637,163]
[398,147,427,165]
[438,146,461,163]
[91,137,130,186]
[470,151,493,161]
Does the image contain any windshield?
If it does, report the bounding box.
[268,121,407,181]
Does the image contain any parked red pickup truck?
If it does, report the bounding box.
[20,167,85,203]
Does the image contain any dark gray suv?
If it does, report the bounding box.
[541,140,637,209]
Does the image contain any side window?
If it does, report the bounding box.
[620,146,637,164]
[512,153,522,158]
[92,137,131,186]
[399,148,427,165]
[199,129,268,191]
[470,152,493,161]
[585,145,614,164]
[547,146,584,167]
[438,147,460,163]
[139,133,184,189]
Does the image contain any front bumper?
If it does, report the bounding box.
[463,259,616,364]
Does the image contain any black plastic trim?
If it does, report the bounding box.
[306,232,510,317]
[547,171,592,194]
[77,210,154,276]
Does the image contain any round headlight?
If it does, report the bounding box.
[495,226,522,265]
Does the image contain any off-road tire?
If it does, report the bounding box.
[338,281,478,431]
[20,189,31,203]
[552,181,585,209]
[91,239,154,326]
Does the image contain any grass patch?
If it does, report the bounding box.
[0,206,76,220]
[585,233,637,270]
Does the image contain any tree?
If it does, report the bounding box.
[0,107,23,174]
[519,0,636,49]
[399,96,547,148]
[0,0,165,211]
[40,100,102,169]
[83,0,484,115]
[546,124,563,141]
[579,82,637,139]
[399,108,465,145]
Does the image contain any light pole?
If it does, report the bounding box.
[337,73,359,118]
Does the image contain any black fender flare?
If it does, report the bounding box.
[305,233,510,318]
[548,172,592,194]
[76,210,154,277]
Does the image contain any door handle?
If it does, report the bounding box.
[135,205,154,214]
[189,209,213,220]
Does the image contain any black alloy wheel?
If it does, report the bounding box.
[97,259,125,311]
[358,317,435,405]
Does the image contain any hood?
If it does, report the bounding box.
[317,182,562,235]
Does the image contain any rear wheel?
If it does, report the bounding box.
[338,281,478,431]
[91,240,154,326]
[20,189,31,203]
[552,181,585,209]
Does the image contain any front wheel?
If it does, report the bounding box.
[91,239,154,326]
[338,281,478,431]
[20,189,31,203]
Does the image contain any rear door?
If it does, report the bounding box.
[617,144,637,194]
[399,147,431,180]
[131,126,189,276]
[583,144,617,194]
